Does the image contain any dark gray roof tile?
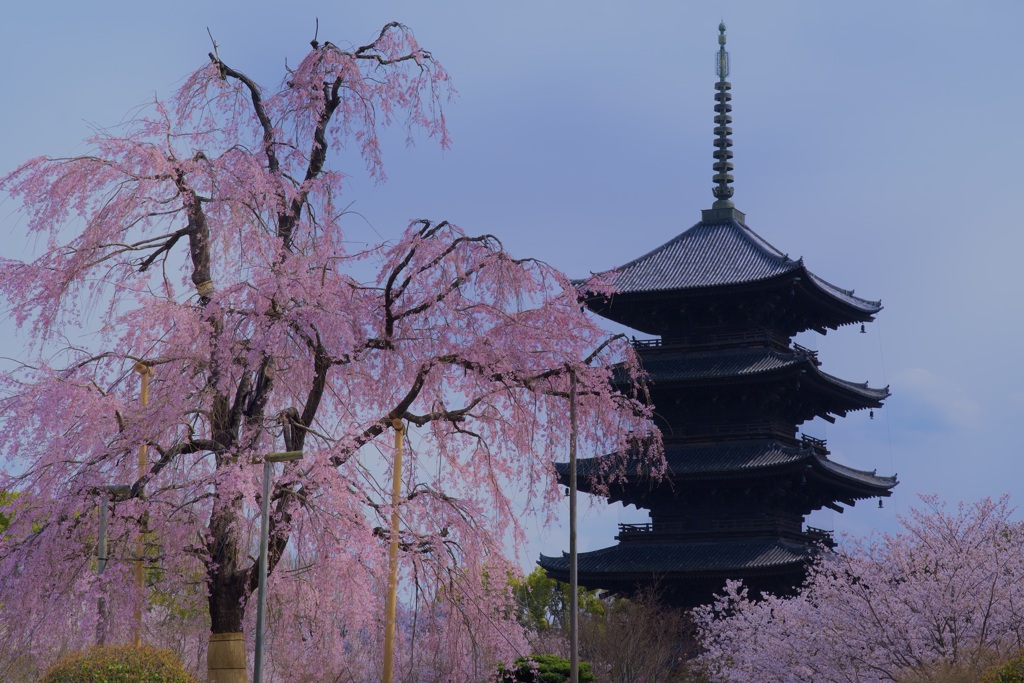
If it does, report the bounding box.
[559,439,897,491]
[637,346,802,382]
[818,457,898,487]
[584,219,881,314]
[633,347,890,403]
[603,220,799,291]
[539,538,809,574]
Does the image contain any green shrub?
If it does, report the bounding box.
[984,653,1024,683]
[41,644,197,683]
[498,653,596,683]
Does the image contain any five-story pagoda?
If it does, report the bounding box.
[539,24,896,607]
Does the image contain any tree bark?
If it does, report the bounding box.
[207,569,248,634]
[206,513,249,682]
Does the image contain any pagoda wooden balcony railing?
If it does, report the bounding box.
[665,426,831,449]
[679,421,797,443]
[632,334,821,365]
[616,518,833,546]
[799,433,829,454]
[791,342,822,366]
[617,518,796,536]
[805,526,838,549]
[631,328,791,352]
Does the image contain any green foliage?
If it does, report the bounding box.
[984,653,1024,683]
[498,654,596,683]
[510,567,604,632]
[0,491,17,534]
[581,589,703,683]
[41,644,197,683]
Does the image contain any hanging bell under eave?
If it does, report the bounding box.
[860,324,866,334]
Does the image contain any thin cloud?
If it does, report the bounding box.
[894,368,983,431]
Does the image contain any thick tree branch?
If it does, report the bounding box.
[170,169,215,303]
[206,56,280,177]
[136,226,191,272]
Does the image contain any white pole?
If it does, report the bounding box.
[96,494,109,646]
[253,458,272,683]
[252,450,301,683]
[95,484,129,647]
[569,371,579,683]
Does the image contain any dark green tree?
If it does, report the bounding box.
[499,654,596,683]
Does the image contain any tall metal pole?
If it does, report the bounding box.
[95,484,129,648]
[382,418,405,683]
[253,450,302,683]
[253,458,273,683]
[132,362,151,647]
[569,372,579,683]
[96,493,109,647]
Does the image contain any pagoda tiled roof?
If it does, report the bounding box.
[805,271,880,314]
[557,439,897,491]
[817,456,898,488]
[560,440,804,484]
[584,218,881,314]
[662,440,811,474]
[633,347,890,402]
[636,346,802,381]
[539,537,809,576]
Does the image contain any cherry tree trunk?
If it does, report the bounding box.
[207,577,248,682]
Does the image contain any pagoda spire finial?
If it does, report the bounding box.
[703,22,745,223]
[712,22,734,208]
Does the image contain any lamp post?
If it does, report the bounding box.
[568,372,579,683]
[253,450,303,683]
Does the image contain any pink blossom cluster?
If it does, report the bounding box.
[0,23,660,681]
[696,495,1024,683]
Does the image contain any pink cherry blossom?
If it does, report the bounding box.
[0,23,659,681]
[696,495,1024,683]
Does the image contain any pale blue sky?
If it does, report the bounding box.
[2,1,1022,565]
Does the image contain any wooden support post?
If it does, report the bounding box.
[132,362,151,647]
[382,418,405,683]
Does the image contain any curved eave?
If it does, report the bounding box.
[559,440,810,479]
[576,218,881,333]
[812,366,890,406]
[586,269,880,331]
[802,267,882,317]
[632,346,805,383]
[539,538,811,579]
[557,440,896,498]
[639,349,890,408]
[813,453,898,493]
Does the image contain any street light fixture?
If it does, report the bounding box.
[253,450,302,683]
